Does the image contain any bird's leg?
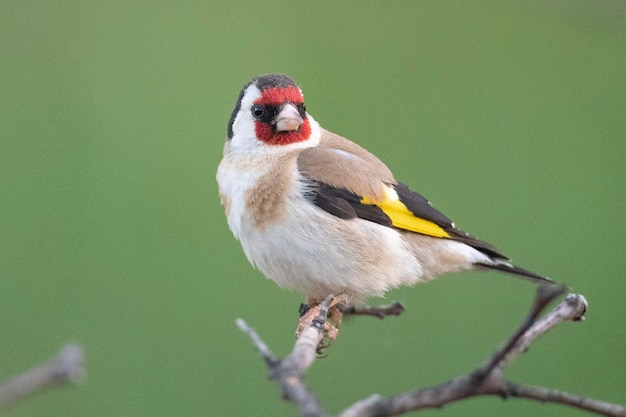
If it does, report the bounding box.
[326,292,351,329]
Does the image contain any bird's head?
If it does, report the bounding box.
[227,74,314,148]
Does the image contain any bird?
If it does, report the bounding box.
[217,73,554,327]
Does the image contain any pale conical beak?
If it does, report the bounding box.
[274,103,304,132]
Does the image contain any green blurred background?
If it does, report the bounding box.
[1,1,624,416]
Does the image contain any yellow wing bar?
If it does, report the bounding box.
[361,195,450,239]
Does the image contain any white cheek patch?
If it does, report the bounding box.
[230,85,262,150]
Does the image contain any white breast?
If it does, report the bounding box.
[218,151,424,301]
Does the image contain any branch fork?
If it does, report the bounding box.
[238,286,626,417]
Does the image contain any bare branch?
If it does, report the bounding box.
[476,284,567,380]
[496,292,588,370]
[506,382,626,417]
[0,344,86,409]
[338,301,405,319]
[238,295,335,417]
[236,318,278,368]
[239,289,626,417]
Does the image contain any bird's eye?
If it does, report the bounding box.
[251,105,265,119]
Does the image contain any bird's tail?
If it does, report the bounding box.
[476,261,556,285]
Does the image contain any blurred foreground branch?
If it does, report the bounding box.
[0,344,86,410]
[237,287,626,417]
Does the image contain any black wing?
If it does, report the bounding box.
[306,180,508,260]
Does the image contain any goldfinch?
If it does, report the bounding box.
[217,73,553,306]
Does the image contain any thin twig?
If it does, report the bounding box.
[338,301,405,319]
[496,292,588,370]
[506,382,626,417]
[0,344,86,409]
[476,284,566,380]
[236,318,277,368]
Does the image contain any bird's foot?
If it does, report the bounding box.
[296,294,348,353]
[296,304,340,339]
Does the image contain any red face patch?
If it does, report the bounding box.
[253,86,311,145]
[255,86,304,106]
